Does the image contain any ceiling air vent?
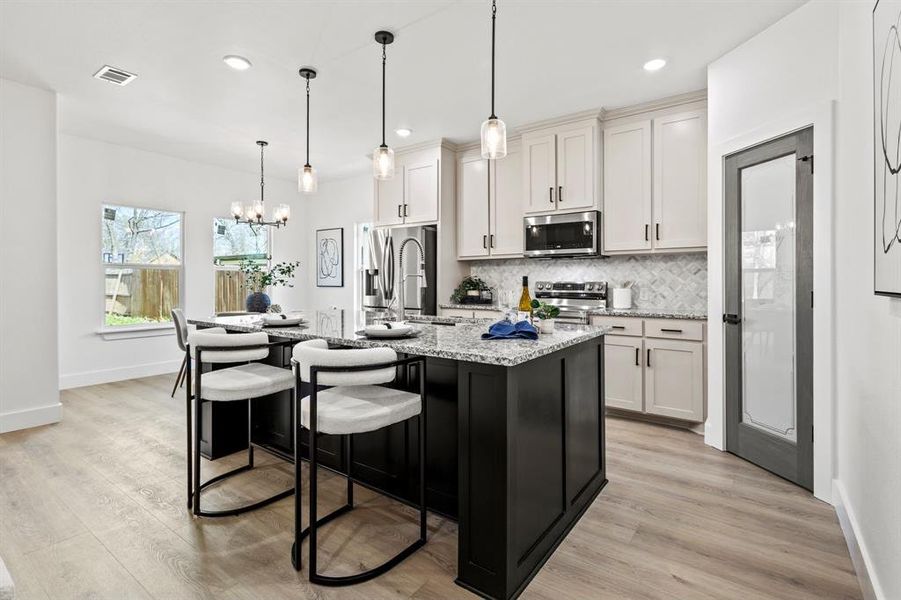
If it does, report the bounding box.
[93,65,137,86]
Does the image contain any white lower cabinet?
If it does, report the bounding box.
[594,316,706,423]
[604,335,644,412]
[644,338,705,421]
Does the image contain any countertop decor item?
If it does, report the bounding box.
[612,281,634,309]
[372,30,396,180]
[298,67,318,194]
[450,275,492,304]
[229,141,291,229]
[481,319,538,340]
[531,299,560,333]
[316,228,344,287]
[240,259,301,312]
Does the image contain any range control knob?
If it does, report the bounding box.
[536,283,544,290]
[586,283,594,291]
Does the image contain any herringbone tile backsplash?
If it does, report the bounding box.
[469,253,708,312]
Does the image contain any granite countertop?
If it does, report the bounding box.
[439,302,501,311]
[189,309,609,367]
[589,307,707,321]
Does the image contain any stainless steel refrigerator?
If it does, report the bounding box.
[361,224,437,317]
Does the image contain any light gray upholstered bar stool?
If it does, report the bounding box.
[170,308,224,398]
[186,330,296,516]
[290,339,427,585]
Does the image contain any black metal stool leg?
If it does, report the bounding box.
[185,350,193,509]
[171,354,186,398]
[193,380,202,516]
[346,434,353,507]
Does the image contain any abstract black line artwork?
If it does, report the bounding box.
[316,227,344,287]
[874,0,901,296]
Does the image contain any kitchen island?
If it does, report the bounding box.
[189,310,608,600]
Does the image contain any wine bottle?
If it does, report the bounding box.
[518,276,533,314]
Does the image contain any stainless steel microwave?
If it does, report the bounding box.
[523,211,603,257]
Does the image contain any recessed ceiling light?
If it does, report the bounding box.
[223,55,252,71]
[395,128,412,138]
[643,58,666,72]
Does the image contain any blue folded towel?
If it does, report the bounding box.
[481,320,539,340]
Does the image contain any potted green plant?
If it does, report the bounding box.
[239,260,301,313]
[450,275,491,304]
[531,299,560,334]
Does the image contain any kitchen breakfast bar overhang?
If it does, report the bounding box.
[189,311,609,600]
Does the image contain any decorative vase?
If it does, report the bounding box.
[246,292,271,313]
[539,318,556,334]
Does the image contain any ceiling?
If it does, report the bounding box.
[0,0,804,182]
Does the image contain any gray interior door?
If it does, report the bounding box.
[724,127,814,491]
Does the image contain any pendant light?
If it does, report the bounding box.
[480,0,506,159]
[298,67,318,194]
[230,141,289,228]
[373,30,395,180]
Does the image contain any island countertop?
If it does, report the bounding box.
[189,309,609,367]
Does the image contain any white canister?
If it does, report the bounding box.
[612,287,633,309]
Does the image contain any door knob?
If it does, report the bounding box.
[723,314,742,325]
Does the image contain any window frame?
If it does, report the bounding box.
[212,217,272,315]
[100,203,185,333]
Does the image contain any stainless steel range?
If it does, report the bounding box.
[534,280,608,324]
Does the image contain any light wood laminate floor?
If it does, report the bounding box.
[0,375,861,600]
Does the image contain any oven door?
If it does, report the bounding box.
[523,211,601,257]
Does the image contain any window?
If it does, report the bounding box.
[213,218,269,313]
[102,205,183,328]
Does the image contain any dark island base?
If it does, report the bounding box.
[199,336,606,600]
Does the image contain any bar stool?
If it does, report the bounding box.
[290,338,427,585]
[186,330,296,516]
[170,308,224,398]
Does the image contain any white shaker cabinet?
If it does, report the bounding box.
[404,159,439,225]
[374,166,405,226]
[522,121,599,215]
[604,335,644,412]
[457,155,490,258]
[653,111,707,249]
[489,147,523,256]
[522,133,557,213]
[555,125,595,210]
[603,120,652,252]
[644,338,705,421]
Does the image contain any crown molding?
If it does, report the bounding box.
[514,108,604,136]
[600,89,707,121]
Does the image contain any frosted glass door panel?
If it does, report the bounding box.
[740,154,797,442]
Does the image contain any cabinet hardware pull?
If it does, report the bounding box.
[549,187,554,204]
[635,347,640,366]
[645,224,649,241]
[661,328,683,333]
[404,204,408,217]
[489,234,495,248]
[723,314,742,325]
[397,205,402,218]
[656,223,660,241]
[483,235,488,249]
[558,186,563,202]
[647,349,651,367]
[612,325,625,330]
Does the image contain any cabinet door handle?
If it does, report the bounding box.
[549,187,555,204]
[612,325,625,330]
[398,204,402,218]
[483,235,488,249]
[661,328,683,334]
[647,349,652,367]
[635,347,640,366]
[489,234,495,248]
[645,224,649,242]
[656,223,660,241]
[404,204,409,217]
[558,186,563,202]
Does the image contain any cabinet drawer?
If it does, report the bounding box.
[644,319,704,341]
[590,316,643,337]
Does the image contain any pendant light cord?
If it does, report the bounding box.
[381,42,387,147]
[490,0,497,119]
[259,143,265,208]
[305,76,311,167]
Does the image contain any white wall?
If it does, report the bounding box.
[708,2,900,598]
[57,135,305,388]
[302,173,374,310]
[0,79,60,432]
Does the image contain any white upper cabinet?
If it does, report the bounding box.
[602,107,707,254]
[653,111,707,249]
[375,166,405,226]
[522,121,599,215]
[404,159,439,225]
[522,133,557,213]
[556,125,595,210]
[457,155,490,258]
[603,120,652,252]
[490,147,523,256]
[456,145,523,259]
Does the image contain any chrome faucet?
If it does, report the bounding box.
[397,237,427,321]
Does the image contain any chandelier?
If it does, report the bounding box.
[230,140,290,228]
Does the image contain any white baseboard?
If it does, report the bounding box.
[59,359,181,390]
[833,479,883,600]
[0,403,61,433]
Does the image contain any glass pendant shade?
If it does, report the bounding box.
[373,145,395,180]
[299,165,317,193]
[481,117,507,159]
[230,201,244,219]
[253,202,264,220]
